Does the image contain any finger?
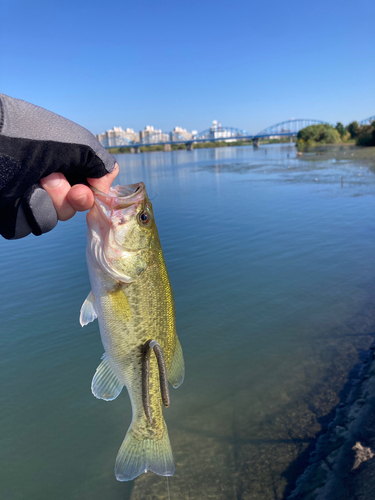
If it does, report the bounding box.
[87,163,119,194]
[67,184,94,212]
[40,173,76,221]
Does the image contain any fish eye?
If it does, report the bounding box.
[138,211,152,226]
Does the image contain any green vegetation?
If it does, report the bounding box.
[338,120,375,147]
[355,124,375,146]
[108,119,375,155]
[297,124,341,149]
[107,137,295,155]
[107,145,164,154]
[347,121,359,139]
[335,122,350,141]
[108,141,253,154]
[335,122,346,137]
[297,119,375,149]
[192,140,251,149]
[259,137,295,145]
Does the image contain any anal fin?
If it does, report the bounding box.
[168,338,185,388]
[92,354,123,401]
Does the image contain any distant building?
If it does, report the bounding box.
[96,124,197,146]
[209,120,234,140]
[96,126,140,147]
[139,125,158,140]
[139,125,168,143]
[172,126,193,141]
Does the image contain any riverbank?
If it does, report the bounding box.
[288,344,375,499]
[107,137,294,154]
[284,144,375,499]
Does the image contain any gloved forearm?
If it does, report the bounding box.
[0,94,116,239]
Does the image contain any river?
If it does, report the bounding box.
[1,144,375,499]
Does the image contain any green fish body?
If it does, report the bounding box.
[80,182,184,481]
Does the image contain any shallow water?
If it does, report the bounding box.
[1,144,375,499]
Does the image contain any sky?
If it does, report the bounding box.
[1,0,374,136]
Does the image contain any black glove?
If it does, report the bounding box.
[0,94,116,239]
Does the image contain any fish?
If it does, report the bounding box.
[79,182,185,481]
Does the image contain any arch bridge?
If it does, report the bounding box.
[359,116,375,126]
[100,119,329,151]
[254,119,327,138]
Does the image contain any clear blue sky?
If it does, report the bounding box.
[2,0,374,135]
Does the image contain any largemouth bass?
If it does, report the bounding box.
[80,182,184,481]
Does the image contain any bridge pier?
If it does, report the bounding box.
[253,138,259,148]
[131,146,140,154]
[186,142,194,151]
[163,144,172,152]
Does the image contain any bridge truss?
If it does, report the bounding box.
[100,136,133,149]
[359,116,375,126]
[254,119,328,138]
[194,127,248,141]
[100,119,330,149]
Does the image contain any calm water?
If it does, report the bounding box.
[1,144,375,500]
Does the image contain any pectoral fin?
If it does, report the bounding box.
[92,354,123,401]
[80,290,97,326]
[168,338,185,388]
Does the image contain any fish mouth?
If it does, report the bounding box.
[90,182,146,221]
[110,183,145,201]
[91,182,145,208]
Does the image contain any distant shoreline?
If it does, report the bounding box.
[107,137,295,155]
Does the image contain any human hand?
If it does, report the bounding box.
[0,93,117,239]
[40,166,119,222]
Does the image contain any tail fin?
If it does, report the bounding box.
[115,421,175,481]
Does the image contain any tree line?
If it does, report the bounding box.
[297,120,375,148]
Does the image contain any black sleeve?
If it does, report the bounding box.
[0,94,116,239]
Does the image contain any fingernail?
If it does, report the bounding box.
[44,174,62,188]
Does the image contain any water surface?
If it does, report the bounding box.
[1,144,375,499]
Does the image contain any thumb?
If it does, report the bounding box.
[87,163,119,194]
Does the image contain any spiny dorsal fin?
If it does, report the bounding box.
[168,338,185,388]
[92,354,123,401]
[80,290,97,326]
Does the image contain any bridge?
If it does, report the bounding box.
[99,119,330,152]
[359,115,375,126]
